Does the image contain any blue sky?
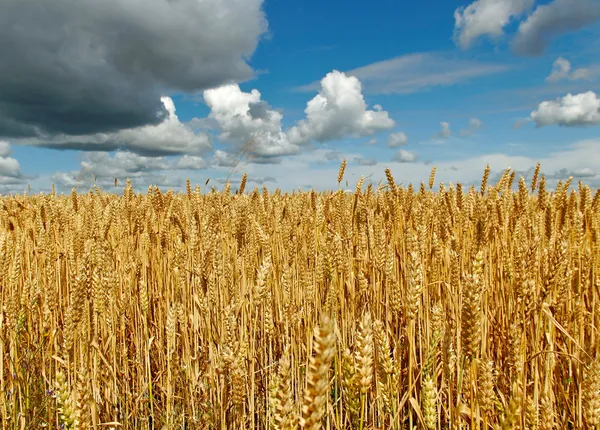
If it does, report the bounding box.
[2,0,600,193]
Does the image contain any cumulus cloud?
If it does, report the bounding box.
[513,0,600,56]
[388,132,408,148]
[0,141,10,158]
[15,97,212,156]
[0,142,25,181]
[546,57,592,83]
[212,150,239,168]
[52,150,210,190]
[287,71,394,145]
[460,118,483,137]
[203,84,299,158]
[453,0,534,49]
[174,155,207,170]
[434,122,452,139]
[392,149,417,163]
[530,91,600,127]
[0,0,267,141]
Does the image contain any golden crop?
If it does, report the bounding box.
[1,163,599,429]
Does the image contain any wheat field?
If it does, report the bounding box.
[1,163,599,429]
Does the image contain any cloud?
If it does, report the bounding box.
[287,71,395,145]
[212,149,239,168]
[546,57,592,83]
[513,0,600,56]
[353,156,377,166]
[453,0,534,49]
[530,91,600,127]
[460,118,483,136]
[366,138,378,145]
[388,132,408,147]
[514,118,533,129]
[0,141,10,158]
[294,53,510,95]
[0,0,267,140]
[392,149,417,163]
[0,142,25,181]
[203,84,299,157]
[434,122,452,139]
[174,155,207,170]
[325,150,343,161]
[15,97,212,156]
[550,167,596,178]
[51,150,211,190]
[203,73,392,157]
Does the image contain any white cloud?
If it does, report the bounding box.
[392,149,417,163]
[388,132,408,147]
[212,149,239,167]
[203,84,294,157]
[295,53,510,95]
[454,0,534,49]
[460,118,483,136]
[0,141,11,158]
[435,122,452,139]
[174,155,207,170]
[287,71,395,145]
[52,150,208,190]
[513,0,600,56]
[530,91,600,127]
[366,138,378,145]
[204,74,393,157]
[0,157,22,178]
[0,142,24,180]
[16,97,212,156]
[546,57,592,83]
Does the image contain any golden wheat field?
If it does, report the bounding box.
[1,162,599,429]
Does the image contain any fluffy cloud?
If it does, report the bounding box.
[530,91,600,127]
[0,0,267,139]
[204,76,391,159]
[388,132,408,148]
[513,0,600,56]
[0,141,10,158]
[454,0,534,49]
[392,149,417,163]
[287,71,395,144]
[174,155,207,171]
[51,150,209,190]
[15,97,212,156]
[460,118,483,137]
[212,150,239,168]
[545,57,591,83]
[435,122,451,139]
[0,142,24,180]
[203,85,299,158]
[366,138,378,145]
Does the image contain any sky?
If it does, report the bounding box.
[1,0,600,194]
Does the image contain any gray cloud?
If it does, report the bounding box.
[0,0,267,139]
[513,0,600,56]
[353,156,377,166]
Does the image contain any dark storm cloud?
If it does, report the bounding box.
[0,0,268,138]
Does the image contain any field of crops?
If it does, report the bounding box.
[1,163,599,429]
